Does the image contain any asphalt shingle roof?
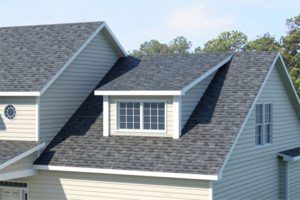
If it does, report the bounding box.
[35,52,278,175]
[0,22,102,92]
[279,147,300,157]
[97,53,232,91]
[0,140,38,166]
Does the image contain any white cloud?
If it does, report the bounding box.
[167,2,236,34]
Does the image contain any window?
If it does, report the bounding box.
[255,103,272,145]
[4,104,16,120]
[118,101,165,132]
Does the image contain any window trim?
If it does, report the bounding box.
[116,99,167,133]
[255,102,273,146]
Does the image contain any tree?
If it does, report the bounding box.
[129,40,169,57]
[129,36,192,56]
[168,36,192,54]
[200,31,248,52]
[244,33,281,51]
[281,14,300,94]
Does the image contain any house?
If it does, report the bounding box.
[0,21,299,200]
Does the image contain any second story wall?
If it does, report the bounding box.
[39,30,118,143]
[0,97,37,141]
[213,59,300,199]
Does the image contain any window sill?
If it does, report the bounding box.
[111,131,172,137]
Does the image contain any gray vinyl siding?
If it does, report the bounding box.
[39,30,118,143]
[20,171,210,200]
[181,72,216,128]
[213,61,300,199]
[279,158,287,200]
[287,161,300,200]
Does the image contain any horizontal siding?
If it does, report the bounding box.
[181,72,216,128]
[20,171,210,200]
[213,62,300,199]
[109,96,173,137]
[0,97,36,141]
[288,161,300,200]
[39,31,118,143]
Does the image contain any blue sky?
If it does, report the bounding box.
[0,0,299,51]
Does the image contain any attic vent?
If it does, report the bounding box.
[4,104,16,120]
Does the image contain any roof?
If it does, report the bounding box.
[0,22,103,92]
[278,147,300,161]
[96,53,232,92]
[35,51,278,176]
[0,140,38,167]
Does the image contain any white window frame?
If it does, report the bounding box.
[116,99,167,133]
[0,181,28,200]
[255,103,273,146]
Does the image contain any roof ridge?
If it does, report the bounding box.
[0,21,103,29]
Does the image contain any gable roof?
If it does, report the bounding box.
[35,52,279,179]
[95,53,232,95]
[0,21,126,95]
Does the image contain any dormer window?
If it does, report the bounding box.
[117,101,166,132]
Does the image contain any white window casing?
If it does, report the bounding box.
[255,103,273,146]
[173,96,182,139]
[103,96,110,137]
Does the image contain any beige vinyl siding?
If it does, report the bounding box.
[181,72,216,128]
[39,31,118,143]
[0,153,37,175]
[109,96,173,137]
[213,61,300,199]
[287,161,300,200]
[20,171,210,200]
[0,97,36,141]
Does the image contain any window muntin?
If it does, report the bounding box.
[255,103,272,146]
[118,101,166,132]
[119,102,140,130]
[143,102,165,130]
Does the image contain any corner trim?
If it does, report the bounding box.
[35,97,40,141]
[0,143,46,170]
[218,53,280,179]
[34,165,219,181]
[0,169,37,181]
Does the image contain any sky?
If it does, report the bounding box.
[0,0,299,51]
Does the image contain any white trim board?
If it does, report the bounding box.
[40,22,127,96]
[218,53,280,179]
[34,165,219,181]
[0,92,40,96]
[0,143,46,170]
[95,90,182,96]
[278,153,300,162]
[0,169,37,181]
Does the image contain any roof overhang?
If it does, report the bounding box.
[94,55,233,97]
[34,165,219,181]
[278,153,300,162]
[0,142,46,170]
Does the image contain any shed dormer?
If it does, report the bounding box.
[95,54,233,139]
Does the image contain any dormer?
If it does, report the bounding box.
[95,54,233,139]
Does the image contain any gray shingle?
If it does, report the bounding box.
[97,53,232,91]
[35,52,278,175]
[0,140,38,165]
[0,22,102,92]
[279,147,300,157]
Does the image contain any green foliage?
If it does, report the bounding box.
[201,31,248,52]
[130,14,300,95]
[244,33,281,51]
[129,36,192,56]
